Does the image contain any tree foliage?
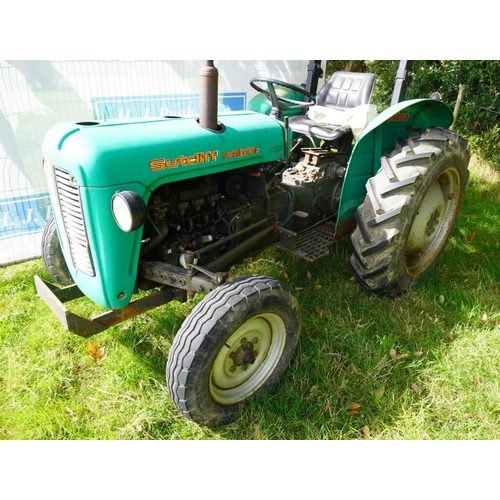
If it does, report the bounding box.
[326,60,500,165]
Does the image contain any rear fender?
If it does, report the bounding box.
[336,98,454,225]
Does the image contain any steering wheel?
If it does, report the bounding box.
[250,77,317,112]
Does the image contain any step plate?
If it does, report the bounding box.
[277,223,336,262]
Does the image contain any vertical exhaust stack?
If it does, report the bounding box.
[199,60,221,132]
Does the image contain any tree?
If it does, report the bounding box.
[366,60,500,166]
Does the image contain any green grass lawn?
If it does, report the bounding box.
[1,155,499,440]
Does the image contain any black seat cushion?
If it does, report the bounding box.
[288,118,351,141]
[316,71,377,110]
[289,71,377,141]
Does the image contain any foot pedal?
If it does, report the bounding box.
[277,223,336,262]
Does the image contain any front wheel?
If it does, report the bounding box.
[166,275,301,426]
[41,216,74,286]
[350,127,470,296]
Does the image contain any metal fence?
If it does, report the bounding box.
[0,59,309,266]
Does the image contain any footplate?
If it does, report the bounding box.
[276,222,336,262]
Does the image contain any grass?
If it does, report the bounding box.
[1,155,500,441]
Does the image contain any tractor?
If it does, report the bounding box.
[35,60,470,426]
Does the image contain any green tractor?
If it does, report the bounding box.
[35,60,470,426]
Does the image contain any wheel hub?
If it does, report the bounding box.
[210,313,287,405]
[405,166,461,276]
[425,208,441,236]
[407,181,445,254]
[228,337,259,370]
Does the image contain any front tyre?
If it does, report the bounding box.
[167,275,301,426]
[350,127,470,296]
[41,216,74,286]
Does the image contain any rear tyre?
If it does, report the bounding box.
[41,216,74,286]
[350,127,470,296]
[167,274,301,426]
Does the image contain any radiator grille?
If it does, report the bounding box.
[52,167,95,276]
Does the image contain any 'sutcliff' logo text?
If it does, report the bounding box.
[150,150,218,171]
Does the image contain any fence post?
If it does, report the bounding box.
[450,84,467,131]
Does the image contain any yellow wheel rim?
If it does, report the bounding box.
[406,166,462,277]
[210,313,287,405]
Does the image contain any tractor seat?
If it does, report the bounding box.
[289,71,377,142]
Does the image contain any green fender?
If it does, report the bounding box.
[336,98,454,225]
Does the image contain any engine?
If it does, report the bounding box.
[140,167,272,268]
[140,148,348,273]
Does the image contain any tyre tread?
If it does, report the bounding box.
[41,217,74,286]
[167,274,298,425]
[350,127,470,296]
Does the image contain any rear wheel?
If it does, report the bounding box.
[350,127,470,296]
[41,216,74,286]
[167,274,301,426]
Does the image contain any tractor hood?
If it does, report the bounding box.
[42,111,286,191]
[42,111,285,310]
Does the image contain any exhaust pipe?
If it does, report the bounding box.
[199,60,220,131]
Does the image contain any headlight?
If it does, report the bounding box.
[111,191,146,232]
